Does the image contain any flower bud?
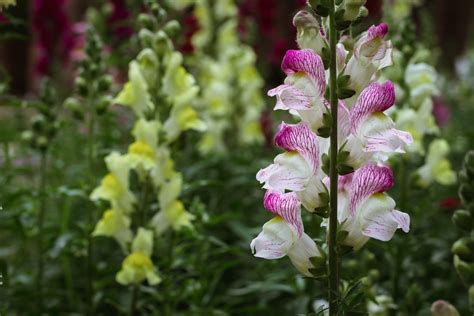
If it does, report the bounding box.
[138,13,155,30]
[293,10,325,55]
[31,115,46,132]
[454,255,474,284]
[343,0,367,21]
[430,300,460,316]
[460,183,474,205]
[75,77,88,97]
[21,130,34,143]
[452,238,474,261]
[97,75,113,92]
[96,96,112,115]
[163,20,180,38]
[452,209,472,231]
[153,31,170,54]
[139,28,155,48]
[36,135,49,151]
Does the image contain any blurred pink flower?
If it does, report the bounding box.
[432,96,451,127]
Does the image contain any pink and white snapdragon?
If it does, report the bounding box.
[251,18,412,276]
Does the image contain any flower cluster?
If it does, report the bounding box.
[171,0,266,154]
[90,7,202,286]
[251,10,412,276]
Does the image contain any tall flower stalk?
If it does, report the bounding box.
[90,3,204,313]
[327,0,339,311]
[251,1,412,314]
[64,26,113,313]
[21,80,61,313]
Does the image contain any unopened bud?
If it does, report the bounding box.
[154,31,170,53]
[75,77,88,97]
[97,75,113,92]
[138,13,155,30]
[452,209,472,231]
[430,300,460,316]
[163,20,180,37]
[139,28,155,48]
[343,0,366,21]
[31,115,46,132]
[293,11,325,55]
[454,255,474,284]
[452,238,473,261]
[469,285,474,311]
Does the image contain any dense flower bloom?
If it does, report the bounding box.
[252,18,411,276]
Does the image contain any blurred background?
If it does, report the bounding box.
[0,0,473,315]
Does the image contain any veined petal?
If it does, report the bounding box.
[296,173,327,212]
[287,232,321,277]
[268,84,313,111]
[359,194,409,241]
[250,217,296,259]
[349,164,394,216]
[264,191,303,237]
[354,23,389,59]
[274,122,320,172]
[365,127,413,153]
[351,81,395,132]
[257,152,312,192]
[281,49,326,96]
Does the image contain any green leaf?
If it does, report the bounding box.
[337,88,356,99]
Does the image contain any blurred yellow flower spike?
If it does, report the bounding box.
[417,139,456,187]
[116,228,161,286]
[114,61,154,118]
[0,0,15,10]
[90,153,136,214]
[125,119,161,172]
[151,172,194,235]
[93,209,132,252]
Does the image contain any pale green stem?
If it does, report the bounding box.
[36,150,47,313]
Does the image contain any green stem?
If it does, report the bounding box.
[129,284,139,316]
[86,99,96,315]
[328,0,340,314]
[36,150,47,313]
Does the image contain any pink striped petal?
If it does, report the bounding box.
[274,122,320,173]
[264,191,303,237]
[365,128,413,152]
[250,217,296,259]
[268,84,313,111]
[281,49,326,96]
[362,209,410,241]
[354,23,389,59]
[392,210,410,233]
[349,164,394,216]
[350,81,395,132]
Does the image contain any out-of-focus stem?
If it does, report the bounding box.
[36,150,47,313]
[328,0,340,314]
[86,97,96,315]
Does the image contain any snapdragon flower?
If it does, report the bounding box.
[252,18,411,276]
[90,152,136,214]
[0,0,15,10]
[116,228,161,285]
[416,139,456,187]
[93,208,132,252]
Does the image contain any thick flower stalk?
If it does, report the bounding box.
[170,0,265,154]
[251,3,411,312]
[90,6,202,311]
